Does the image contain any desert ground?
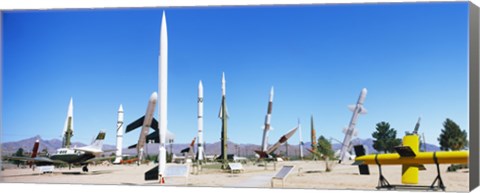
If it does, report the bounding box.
[0,160,469,192]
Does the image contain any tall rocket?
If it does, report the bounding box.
[298,119,304,160]
[62,97,74,148]
[114,104,124,164]
[261,87,274,152]
[158,11,168,183]
[338,88,368,163]
[311,115,318,160]
[197,81,205,161]
[219,72,229,164]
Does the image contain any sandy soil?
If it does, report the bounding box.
[0,160,469,192]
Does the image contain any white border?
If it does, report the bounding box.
[1,0,479,193]
[0,0,474,10]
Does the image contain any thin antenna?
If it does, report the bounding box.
[422,133,427,152]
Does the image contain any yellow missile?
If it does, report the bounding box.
[354,134,468,186]
[355,150,468,165]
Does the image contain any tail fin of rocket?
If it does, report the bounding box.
[353,145,370,175]
[348,105,368,114]
[145,165,159,181]
[218,103,229,119]
[348,105,356,112]
[359,106,367,114]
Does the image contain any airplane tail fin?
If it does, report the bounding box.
[89,131,106,150]
[29,140,40,168]
[74,131,105,154]
[31,140,40,158]
[353,145,370,175]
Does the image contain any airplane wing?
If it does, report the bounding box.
[81,156,115,164]
[5,156,36,162]
[5,156,66,165]
[126,116,145,133]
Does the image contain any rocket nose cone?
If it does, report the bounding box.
[199,80,203,89]
[286,127,299,138]
[269,86,274,101]
[119,104,124,112]
[150,92,158,101]
[362,88,368,95]
[162,11,166,23]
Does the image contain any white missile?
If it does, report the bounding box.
[338,88,368,163]
[298,119,304,160]
[197,81,204,161]
[261,87,274,152]
[218,72,229,118]
[134,92,158,162]
[266,126,298,155]
[114,104,124,164]
[219,72,229,164]
[62,97,74,148]
[158,11,168,184]
[221,72,226,96]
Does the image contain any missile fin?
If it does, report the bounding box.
[128,144,138,149]
[418,164,427,171]
[359,106,368,114]
[151,118,159,131]
[145,166,159,181]
[126,116,145,133]
[146,131,160,143]
[348,105,356,112]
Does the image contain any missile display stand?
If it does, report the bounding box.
[374,152,446,191]
[375,154,393,190]
[429,152,446,191]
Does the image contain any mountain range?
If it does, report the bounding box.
[0,136,439,157]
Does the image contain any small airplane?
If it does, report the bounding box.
[7,131,111,173]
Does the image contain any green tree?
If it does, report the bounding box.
[438,119,468,151]
[14,148,24,157]
[12,148,25,167]
[317,135,334,172]
[317,135,334,159]
[372,122,401,153]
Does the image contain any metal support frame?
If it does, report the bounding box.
[374,152,447,191]
[375,154,393,190]
[430,152,446,191]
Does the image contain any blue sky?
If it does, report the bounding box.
[2,3,469,149]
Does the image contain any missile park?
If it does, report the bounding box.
[0,5,473,192]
